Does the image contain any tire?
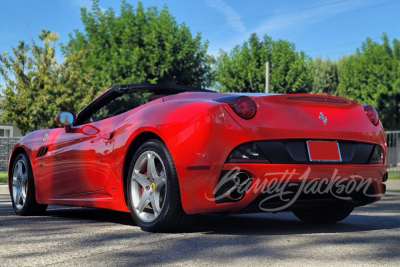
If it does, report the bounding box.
[10,153,48,216]
[293,207,354,224]
[127,139,195,232]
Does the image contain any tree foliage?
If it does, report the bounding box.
[0,31,95,135]
[214,33,313,93]
[61,0,212,95]
[1,0,399,134]
[338,33,400,129]
[0,0,213,134]
[313,57,338,95]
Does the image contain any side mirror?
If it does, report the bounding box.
[56,111,76,132]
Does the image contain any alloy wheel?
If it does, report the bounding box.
[130,151,167,222]
[12,160,28,211]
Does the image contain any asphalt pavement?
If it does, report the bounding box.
[0,181,399,266]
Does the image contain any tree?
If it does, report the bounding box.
[214,33,313,93]
[0,30,95,135]
[312,57,338,95]
[0,0,214,134]
[61,0,213,95]
[338,33,400,129]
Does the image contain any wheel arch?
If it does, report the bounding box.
[7,146,30,190]
[122,131,164,207]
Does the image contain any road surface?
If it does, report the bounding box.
[0,181,399,266]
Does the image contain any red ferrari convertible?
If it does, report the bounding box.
[8,84,387,232]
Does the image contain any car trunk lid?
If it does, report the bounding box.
[221,94,384,144]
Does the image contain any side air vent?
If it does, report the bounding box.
[286,96,349,104]
[37,146,48,158]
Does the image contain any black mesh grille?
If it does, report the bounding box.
[253,140,375,164]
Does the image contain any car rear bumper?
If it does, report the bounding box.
[182,163,386,214]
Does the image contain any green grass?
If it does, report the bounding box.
[0,172,7,183]
[389,173,400,180]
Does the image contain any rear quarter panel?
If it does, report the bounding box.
[111,95,253,212]
[112,96,230,166]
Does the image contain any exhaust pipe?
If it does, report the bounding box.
[223,172,252,201]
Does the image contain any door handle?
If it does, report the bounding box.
[106,131,115,141]
[91,131,116,144]
[103,130,116,146]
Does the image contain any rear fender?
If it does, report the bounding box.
[166,108,253,213]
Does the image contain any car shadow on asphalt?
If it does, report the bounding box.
[2,184,399,236]
[36,185,400,235]
[193,212,400,235]
[39,205,400,236]
[44,206,136,226]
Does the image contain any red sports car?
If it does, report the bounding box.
[8,84,387,232]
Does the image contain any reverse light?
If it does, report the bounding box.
[363,105,379,126]
[369,145,383,164]
[215,95,257,120]
[227,142,270,163]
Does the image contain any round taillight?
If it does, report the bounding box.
[363,105,379,126]
[234,96,257,119]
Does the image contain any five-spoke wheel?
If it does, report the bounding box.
[127,139,195,232]
[10,153,47,215]
[12,159,28,211]
[131,151,167,222]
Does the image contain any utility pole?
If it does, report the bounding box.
[265,61,270,93]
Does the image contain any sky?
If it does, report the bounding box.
[0,0,400,63]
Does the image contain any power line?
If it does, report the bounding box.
[198,0,400,32]
[191,0,348,26]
